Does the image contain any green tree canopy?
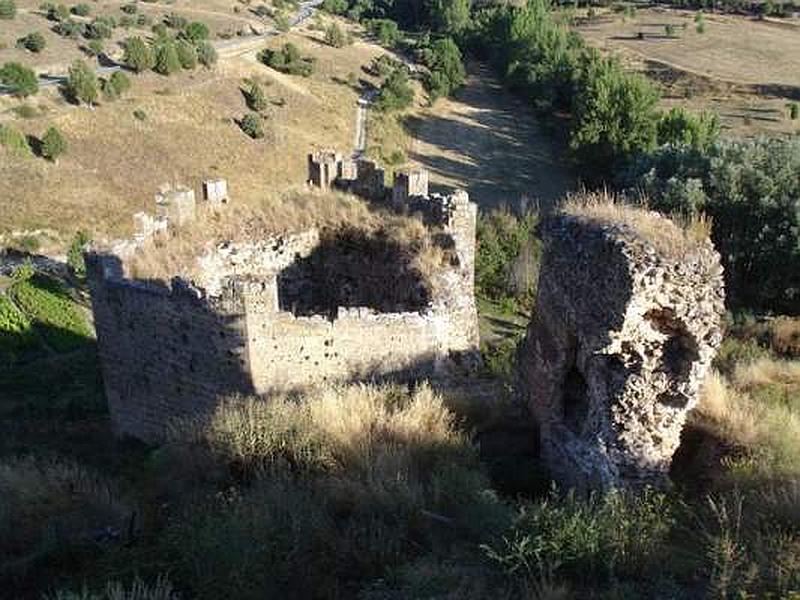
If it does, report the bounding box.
[123,36,154,73]
[41,126,67,162]
[154,41,181,75]
[66,59,98,105]
[0,62,39,97]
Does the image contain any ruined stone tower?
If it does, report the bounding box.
[517,207,725,490]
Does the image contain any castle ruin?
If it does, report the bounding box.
[517,210,725,490]
[87,165,480,443]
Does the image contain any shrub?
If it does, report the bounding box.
[274,12,290,32]
[657,107,719,150]
[86,38,103,56]
[8,273,92,351]
[0,0,15,19]
[182,21,210,42]
[0,124,32,157]
[789,102,799,120]
[375,68,414,111]
[109,70,130,95]
[476,208,540,308]
[0,456,129,580]
[66,59,98,105]
[133,108,147,120]
[240,112,264,138]
[620,137,800,313]
[13,104,38,118]
[83,17,113,40]
[176,39,198,69]
[123,36,154,73]
[0,294,36,368]
[421,37,465,101]
[164,12,188,29]
[261,43,314,77]
[196,41,217,67]
[0,61,39,97]
[244,80,268,111]
[53,18,84,38]
[366,18,400,46]
[120,2,137,14]
[483,487,676,583]
[324,22,349,47]
[70,2,90,16]
[162,385,503,599]
[18,31,47,52]
[153,41,181,75]
[40,126,67,162]
[67,230,90,277]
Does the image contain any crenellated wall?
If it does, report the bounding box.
[87,191,480,443]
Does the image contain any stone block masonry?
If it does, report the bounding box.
[517,211,725,490]
[87,190,480,443]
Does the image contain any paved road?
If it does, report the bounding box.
[0,0,323,95]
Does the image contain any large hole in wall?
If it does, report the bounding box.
[278,225,436,316]
[559,339,589,435]
[644,308,699,379]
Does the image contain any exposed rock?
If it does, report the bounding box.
[517,210,725,490]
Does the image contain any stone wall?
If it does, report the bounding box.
[87,192,480,443]
[517,212,725,490]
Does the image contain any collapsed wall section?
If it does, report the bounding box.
[517,212,725,490]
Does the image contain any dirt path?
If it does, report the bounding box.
[405,62,574,213]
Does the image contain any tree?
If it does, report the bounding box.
[182,21,209,42]
[367,19,400,47]
[67,230,91,277]
[0,62,39,97]
[176,40,198,69]
[375,67,414,111]
[70,2,90,16]
[123,36,154,73]
[66,59,98,105]
[41,126,67,162]
[153,41,181,75]
[0,0,16,19]
[240,112,265,139]
[197,41,217,67]
[18,32,47,53]
[422,37,465,101]
[570,53,660,177]
[245,81,268,111]
[657,107,719,151]
[324,22,349,47]
[430,0,470,35]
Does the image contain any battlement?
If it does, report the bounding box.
[87,184,480,443]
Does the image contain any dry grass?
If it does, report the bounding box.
[696,365,800,478]
[771,317,800,358]
[125,186,448,284]
[0,28,388,241]
[574,8,800,137]
[561,190,710,257]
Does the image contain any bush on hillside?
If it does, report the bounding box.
[476,208,540,309]
[0,0,16,19]
[17,31,47,53]
[0,61,39,97]
[164,12,188,30]
[620,137,800,314]
[53,18,84,38]
[261,43,315,77]
[366,18,401,46]
[83,17,114,40]
[657,107,720,151]
[420,36,465,101]
[40,126,67,162]
[244,80,268,112]
[0,124,32,157]
[153,41,182,75]
[196,41,217,67]
[240,112,265,139]
[176,40,198,69]
[67,230,91,277]
[375,67,414,111]
[70,2,90,16]
[123,36,154,72]
[66,59,98,105]
[324,22,350,47]
[182,21,210,42]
